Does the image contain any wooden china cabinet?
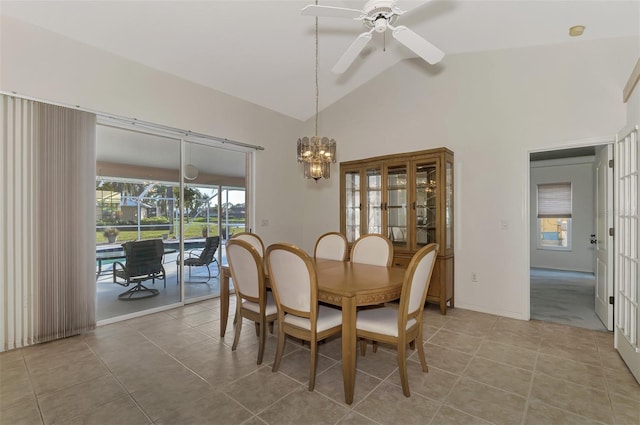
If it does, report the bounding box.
[340,147,454,314]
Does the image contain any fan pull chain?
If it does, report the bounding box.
[314,0,319,137]
[383,30,386,52]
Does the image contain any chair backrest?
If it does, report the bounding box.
[266,243,317,318]
[122,239,164,276]
[199,236,220,264]
[314,232,348,261]
[350,234,393,266]
[226,239,264,302]
[399,243,439,323]
[232,232,265,257]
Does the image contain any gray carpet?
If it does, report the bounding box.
[530,268,607,332]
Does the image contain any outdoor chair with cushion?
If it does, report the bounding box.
[113,239,166,300]
[177,236,220,283]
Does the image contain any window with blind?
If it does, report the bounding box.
[537,183,572,250]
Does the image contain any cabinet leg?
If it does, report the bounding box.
[439,299,446,315]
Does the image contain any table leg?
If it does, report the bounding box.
[220,267,230,337]
[341,296,356,405]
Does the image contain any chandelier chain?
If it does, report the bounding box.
[315,2,319,136]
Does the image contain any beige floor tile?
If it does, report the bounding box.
[536,353,606,390]
[430,405,493,425]
[604,367,640,401]
[38,374,127,424]
[29,356,110,396]
[475,340,537,370]
[539,339,601,366]
[155,388,251,425]
[223,366,302,413]
[258,386,349,425]
[464,357,532,397]
[423,343,472,375]
[66,395,151,425]
[600,349,632,372]
[524,398,604,425]
[445,377,526,425]
[354,345,400,379]
[610,392,640,425]
[5,304,640,425]
[442,316,497,338]
[391,362,459,401]
[314,363,382,406]
[0,360,33,410]
[273,348,337,385]
[428,329,484,354]
[129,369,212,421]
[336,411,378,425]
[486,329,541,351]
[494,317,543,336]
[0,394,43,425]
[354,381,440,425]
[530,373,614,423]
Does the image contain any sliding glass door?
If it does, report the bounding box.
[96,125,249,321]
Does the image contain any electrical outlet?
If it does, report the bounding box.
[471,272,478,282]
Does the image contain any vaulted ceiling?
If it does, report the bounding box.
[2,0,638,122]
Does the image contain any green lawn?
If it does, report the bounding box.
[96,222,245,244]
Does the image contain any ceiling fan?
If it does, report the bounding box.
[302,0,445,74]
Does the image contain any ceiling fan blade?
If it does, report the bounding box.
[301,5,363,19]
[332,31,373,74]
[391,25,444,65]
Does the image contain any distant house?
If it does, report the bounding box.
[121,196,153,223]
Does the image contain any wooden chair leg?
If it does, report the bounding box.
[397,343,410,397]
[309,340,318,391]
[359,338,367,356]
[272,322,286,373]
[231,306,242,351]
[268,321,274,334]
[257,318,266,365]
[254,322,260,337]
[416,338,428,372]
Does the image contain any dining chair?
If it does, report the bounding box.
[350,234,393,266]
[356,243,439,397]
[226,238,277,365]
[266,243,342,391]
[314,232,348,261]
[232,232,265,257]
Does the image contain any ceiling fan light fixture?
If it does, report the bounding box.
[569,25,585,37]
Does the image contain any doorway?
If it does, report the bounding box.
[529,143,612,331]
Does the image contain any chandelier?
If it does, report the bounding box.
[297,1,336,181]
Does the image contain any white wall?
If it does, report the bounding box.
[0,16,306,248]
[303,36,639,319]
[529,158,596,273]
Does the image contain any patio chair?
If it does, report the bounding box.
[113,239,166,300]
[177,236,220,283]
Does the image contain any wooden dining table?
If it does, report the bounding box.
[219,259,406,405]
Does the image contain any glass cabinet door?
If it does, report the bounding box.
[386,164,408,248]
[445,160,453,250]
[366,167,382,235]
[415,161,438,247]
[344,170,361,242]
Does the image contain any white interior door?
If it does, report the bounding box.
[595,145,614,330]
[614,125,639,383]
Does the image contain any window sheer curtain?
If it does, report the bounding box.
[1,95,96,351]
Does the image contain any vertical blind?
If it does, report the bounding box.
[537,182,572,218]
[1,95,96,351]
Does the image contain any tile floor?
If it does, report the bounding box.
[1,300,639,425]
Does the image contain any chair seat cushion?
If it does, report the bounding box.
[284,305,342,331]
[356,307,416,337]
[242,292,278,316]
